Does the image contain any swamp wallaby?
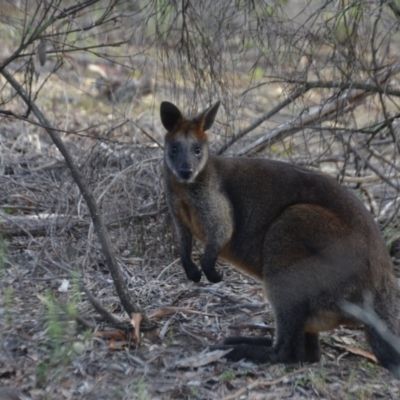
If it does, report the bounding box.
[161,100,400,375]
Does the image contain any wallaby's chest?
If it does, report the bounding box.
[175,192,207,243]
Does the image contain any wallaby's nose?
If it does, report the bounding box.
[179,167,193,180]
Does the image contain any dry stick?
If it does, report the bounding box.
[368,147,400,173]
[216,87,306,155]
[222,367,308,400]
[283,78,400,97]
[81,285,121,325]
[1,67,143,319]
[76,315,94,330]
[107,208,167,228]
[351,146,400,192]
[212,302,265,312]
[237,63,400,156]
[0,209,164,238]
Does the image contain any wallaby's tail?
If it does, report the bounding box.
[365,325,400,376]
[364,290,400,377]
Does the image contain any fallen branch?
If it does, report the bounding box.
[0,209,164,238]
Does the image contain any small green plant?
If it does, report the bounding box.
[384,227,400,254]
[134,378,148,400]
[294,374,311,388]
[309,369,328,394]
[42,291,67,351]
[36,361,49,388]
[0,235,5,275]
[355,385,372,400]
[252,66,265,80]
[188,385,201,398]
[347,367,357,385]
[359,359,378,378]
[131,244,140,257]
[220,370,235,382]
[3,287,14,326]
[37,281,88,387]
[166,327,174,346]
[40,279,84,362]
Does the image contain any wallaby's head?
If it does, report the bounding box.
[160,101,220,183]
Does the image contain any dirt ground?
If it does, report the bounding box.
[1,2,400,398]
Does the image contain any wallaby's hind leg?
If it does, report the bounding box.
[212,204,348,365]
[211,305,311,364]
[304,333,321,363]
[214,332,320,363]
[221,337,274,347]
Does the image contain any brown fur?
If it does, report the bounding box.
[160,100,400,375]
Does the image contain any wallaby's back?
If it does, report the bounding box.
[211,156,388,279]
[160,100,400,376]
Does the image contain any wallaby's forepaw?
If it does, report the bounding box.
[203,268,223,283]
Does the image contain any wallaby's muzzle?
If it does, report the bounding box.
[179,164,193,181]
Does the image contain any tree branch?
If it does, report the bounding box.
[282,78,400,98]
[351,146,400,192]
[238,63,400,155]
[216,87,306,155]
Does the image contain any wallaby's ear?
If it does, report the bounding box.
[160,101,183,132]
[195,101,221,131]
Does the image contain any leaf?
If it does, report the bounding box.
[37,39,46,66]
[130,313,142,345]
[334,344,378,363]
[95,329,127,341]
[109,338,119,350]
[31,17,56,40]
[340,336,356,345]
[95,315,143,350]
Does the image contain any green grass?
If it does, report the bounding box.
[220,370,235,382]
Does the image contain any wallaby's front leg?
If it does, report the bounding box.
[177,224,202,283]
[201,245,222,283]
[201,218,233,283]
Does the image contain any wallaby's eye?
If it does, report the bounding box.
[194,146,202,156]
[170,145,178,156]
